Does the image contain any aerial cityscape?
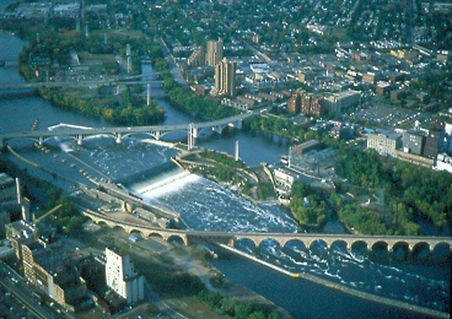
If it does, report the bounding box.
[0,0,450,318]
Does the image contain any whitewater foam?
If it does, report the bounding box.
[132,169,201,198]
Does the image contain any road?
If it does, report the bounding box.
[0,262,61,319]
[156,37,188,88]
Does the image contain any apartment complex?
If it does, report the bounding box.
[215,57,236,97]
[187,46,204,67]
[205,38,223,67]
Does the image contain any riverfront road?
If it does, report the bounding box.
[0,112,254,148]
[81,208,452,253]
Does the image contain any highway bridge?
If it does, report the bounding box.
[0,77,162,90]
[0,113,252,149]
[81,208,452,254]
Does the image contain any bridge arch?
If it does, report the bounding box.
[371,241,389,252]
[330,240,350,251]
[431,242,451,261]
[411,242,431,260]
[167,234,187,246]
[391,241,410,260]
[431,242,449,252]
[234,238,257,251]
[129,229,143,238]
[96,220,107,227]
[121,130,177,141]
[112,225,125,233]
[147,232,165,241]
[257,238,282,251]
[350,240,368,252]
[308,239,328,250]
[283,239,307,251]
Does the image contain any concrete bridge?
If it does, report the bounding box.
[0,78,162,90]
[81,208,452,254]
[0,113,252,149]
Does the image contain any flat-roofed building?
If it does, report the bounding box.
[105,247,144,305]
[21,242,87,311]
[402,130,425,155]
[367,130,402,157]
[323,90,360,114]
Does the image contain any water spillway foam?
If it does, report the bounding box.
[129,167,200,199]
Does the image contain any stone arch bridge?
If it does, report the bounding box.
[82,209,452,254]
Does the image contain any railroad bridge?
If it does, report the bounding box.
[0,113,251,150]
[82,209,452,254]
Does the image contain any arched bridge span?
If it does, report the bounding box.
[81,209,452,254]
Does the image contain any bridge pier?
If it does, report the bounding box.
[154,131,161,140]
[115,133,122,144]
[213,125,225,134]
[188,124,196,150]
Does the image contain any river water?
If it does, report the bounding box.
[0,29,450,318]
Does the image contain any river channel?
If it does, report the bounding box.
[0,28,450,318]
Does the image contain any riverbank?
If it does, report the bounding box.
[216,244,450,319]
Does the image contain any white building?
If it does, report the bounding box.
[274,167,300,189]
[367,130,402,157]
[434,153,452,173]
[105,248,144,305]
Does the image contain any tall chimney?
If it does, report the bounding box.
[16,177,21,205]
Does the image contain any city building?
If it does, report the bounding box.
[21,242,87,311]
[0,208,10,239]
[288,91,301,113]
[323,90,360,114]
[367,130,402,157]
[187,46,204,67]
[105,247,144,305]
[206,38,223,67]
[288,140,322,168]
[402,130,425,155]
[5,220,34,261]
[390,89,407,102]
[376,81,391,96]
[301,93,325,117]
[274,167,300,190]
[0,173,29,221]
[423,132,440,159]
[0,173,16,204]
[215,57,236,97]
[434,153,452,173]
